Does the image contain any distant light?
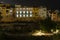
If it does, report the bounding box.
[51,29,59,34]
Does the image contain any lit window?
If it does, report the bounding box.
[20,11,22,13]
[20,8,22,10]
[30,11,32,13]
[23,11,25,13]
[10,10,12,12]
[20,15,22,17]
[16,14,18,17]
[26,11,29,13]
[23,15,25,17]
[26,15,28,17]
[30,14,32,17]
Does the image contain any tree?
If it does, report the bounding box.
[40,16,57,32]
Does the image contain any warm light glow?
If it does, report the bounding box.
[53,29,59,34]
[32,30,54,36]
[32,30,45,36]
[51,29,59,34]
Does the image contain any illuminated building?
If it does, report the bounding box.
[38,7,47,19]
[0,3,49,22]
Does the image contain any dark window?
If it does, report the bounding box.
[6,10,9,13]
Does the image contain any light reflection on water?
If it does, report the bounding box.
[32,30,60,36]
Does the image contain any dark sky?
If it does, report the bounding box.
[0,0,60,10]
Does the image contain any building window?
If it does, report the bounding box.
[23,11,25,14]
[26,15,28,17]
[23,15,25,17]
[16,14,18,17]
[20,15,22,17]
[30,11,32,17]
[10,10,13,15]
[30,11,32,13]
[20,11,22,17]
[20,11,22,13]
[16,11,19,17]
[26,11,29,13]
[16,11,19,14]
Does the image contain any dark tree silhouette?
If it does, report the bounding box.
[40,16,57,32]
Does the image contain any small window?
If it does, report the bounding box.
[30,11,32,13]
[26,11,29,13]
[23,15,25,17]
[16,14,18,17]
[20,11,22,13]
[30,14,32,17]
[26,15,28,17]
[16,11,19,14]
[20,15,22,17]
[23,11,25,13]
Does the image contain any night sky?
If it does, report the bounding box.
[0,0,60,10]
